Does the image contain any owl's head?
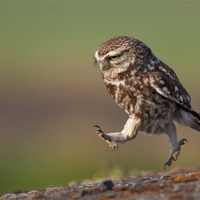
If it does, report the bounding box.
[94,36,153,79]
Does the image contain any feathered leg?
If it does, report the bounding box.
[164,122,187,170]
[94,117,141,150]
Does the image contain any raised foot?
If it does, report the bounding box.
[93,125,118,150]
[164,138,188,171]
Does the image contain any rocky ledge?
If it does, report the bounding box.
[1,168,200,200]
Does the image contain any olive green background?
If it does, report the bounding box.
[0,1,200,193]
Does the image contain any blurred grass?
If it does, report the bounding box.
[0,1,200,193]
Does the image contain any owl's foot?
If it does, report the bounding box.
[164,138,188,170]
[94,125,118,150]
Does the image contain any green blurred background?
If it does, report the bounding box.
[0,1,200,193]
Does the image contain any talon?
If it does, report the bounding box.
[164,156,173,171]
[94,125,105,138]
[93,125,118,150]
[164,162,170,171]
[110,141,118,150]
[179,138,188,146]
[94,125,110,141]
[94,125,103,133]
[172,150,180,161]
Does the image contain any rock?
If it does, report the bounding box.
[99,180,114,191]
[1,169,200,200]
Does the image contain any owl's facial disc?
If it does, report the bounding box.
[95,47,136,79]
[96,50,125,70]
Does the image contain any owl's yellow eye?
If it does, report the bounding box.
[109,55,120,61]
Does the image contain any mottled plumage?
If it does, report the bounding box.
[94,36,200,169]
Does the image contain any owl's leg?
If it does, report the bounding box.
[164,122,188,170]
[94,117,140,150]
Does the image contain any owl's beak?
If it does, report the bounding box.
[100,63,104,71]
[100,63,109,71]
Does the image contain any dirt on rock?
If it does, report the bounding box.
[1,168,200,200]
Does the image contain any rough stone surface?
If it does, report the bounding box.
[1,169,200,200]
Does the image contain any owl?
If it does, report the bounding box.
[94,36,200,169]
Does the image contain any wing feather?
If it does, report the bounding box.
[149,68,200,130]
[149,64,191,110]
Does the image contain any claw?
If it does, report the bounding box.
[94,125,110,141]
[93,125,118,150]
[109,142,119,150]
[93,125,102,131]
[93,125,103,136]
[164,157,173,171]
[179,138,188,145]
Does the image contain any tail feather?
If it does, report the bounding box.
[176,107,200,132]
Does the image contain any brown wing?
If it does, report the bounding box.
[149,63,192,110]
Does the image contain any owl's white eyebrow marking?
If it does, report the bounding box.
[94,49,123,62]
[94,50,102,61]
[107,50,122,57]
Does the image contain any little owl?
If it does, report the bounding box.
[94,36,200,169]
